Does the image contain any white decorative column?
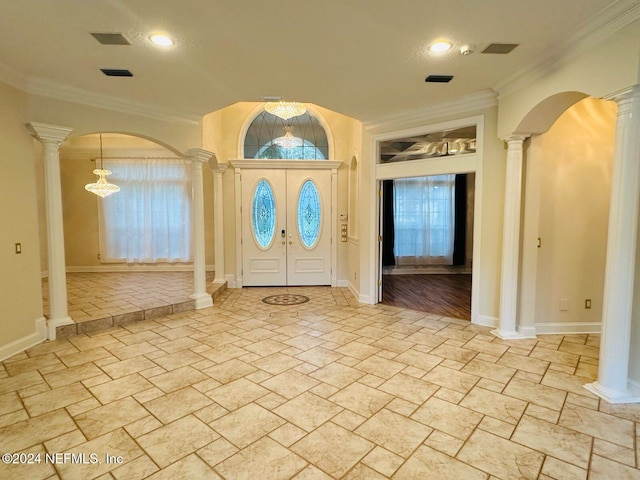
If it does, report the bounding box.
[211,164,227,284]
[27,122,73,340]
[493,134,535,339]
[585,85,640,403]
[188,149,214,309]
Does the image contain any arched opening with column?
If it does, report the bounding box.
[34,130,217,339]
[498,85,640,403]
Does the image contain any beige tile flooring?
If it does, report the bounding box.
[4,286,640,479]
[42,272,223,337]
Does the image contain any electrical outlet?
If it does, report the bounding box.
[97,253,101,260]
[15,243,21,254]
[585,299,592,309]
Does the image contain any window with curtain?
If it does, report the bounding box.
[98,159,192,263]
[393,174,455,265]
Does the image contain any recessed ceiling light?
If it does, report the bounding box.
[149,34,174,47]
[429,41,452,53]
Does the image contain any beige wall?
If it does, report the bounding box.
[0,81,45,352]
[202,102,363,285]
[56,134,216,269]
[527,97,616,327]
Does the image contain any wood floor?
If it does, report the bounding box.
[382,273,472,320]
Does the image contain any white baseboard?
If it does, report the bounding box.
[65,264,215,273]
[475,314,498,328]
[337,279,349,287]
[346,280,360,302]
[535,322,601,334]
[359,292,373,304]
[0,317,47,362]
[225,274,238,288]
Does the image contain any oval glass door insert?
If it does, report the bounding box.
[252,179,276,249]
[297,180,321,248]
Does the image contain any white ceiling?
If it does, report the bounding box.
[0,0,634,123]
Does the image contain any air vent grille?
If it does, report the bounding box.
[425,75,453,83]
[101,69,133,77]
[91,33,131,45]
[482,43,519,54]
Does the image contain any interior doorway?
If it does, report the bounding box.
[379,173,474,319]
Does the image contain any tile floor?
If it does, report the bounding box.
[3,286,640,479]
[42,272,223,337]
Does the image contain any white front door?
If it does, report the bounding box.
[241,168,332,286]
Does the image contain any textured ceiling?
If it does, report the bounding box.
[0,0,631,122]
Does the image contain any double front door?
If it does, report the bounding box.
[241,168,332,286]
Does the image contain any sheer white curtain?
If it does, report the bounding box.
[393,174,455,265]
[99,159,192,263]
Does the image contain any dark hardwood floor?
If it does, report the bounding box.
[382,274,472,320]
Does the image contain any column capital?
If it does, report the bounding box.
[504,134,530,144]
[211,163,228,174]
[27,122,73,145]
[608,84,640,104]
[187,148,215,164]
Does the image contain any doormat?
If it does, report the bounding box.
[262,294,310,305]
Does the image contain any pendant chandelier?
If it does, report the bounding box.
[84,134,120,198]
[276,125,303,149]
[264,101,306,120]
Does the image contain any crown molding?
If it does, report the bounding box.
[495,0,640,99]
[26,77,202,126]
[0,61,202,126]
[363,89,498,133]
[0,61,28,92]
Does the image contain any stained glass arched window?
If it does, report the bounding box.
[297,180,321,248]
[252,179,276,249]
[244,111,328,160]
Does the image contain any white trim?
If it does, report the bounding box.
[230,160,343,170]
[476,315,499,328]
[47,316,74,341]
[191,293,214,309]
[584,380,640,404]
[364,90,497,133]
[65,264,215,273]
[534,322,602,335]
[347,280,360,302]
[225,274,238,288]
[347,237,359,245]
[358,292,372,304]
[337,279,349,287]
[27,77,201,126]
[0,318,47,362]
[495,0,640,98]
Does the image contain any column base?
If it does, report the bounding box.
[584,381,640,404]
[191,293,213,309]
[491,328,537,340]
[47,316,74,341]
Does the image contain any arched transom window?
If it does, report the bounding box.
[244,111,329,160]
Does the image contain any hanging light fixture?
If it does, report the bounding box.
[84,134,120,198]
[264,101,306,120]
[276,125,303,149]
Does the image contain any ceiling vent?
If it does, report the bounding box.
[481,43,519,54]
[91,33,131,45]
[425,75,453,83]
[101,68,133,77]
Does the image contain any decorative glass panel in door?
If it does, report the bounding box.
[297,180,321,248]
[252,179,277,249]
